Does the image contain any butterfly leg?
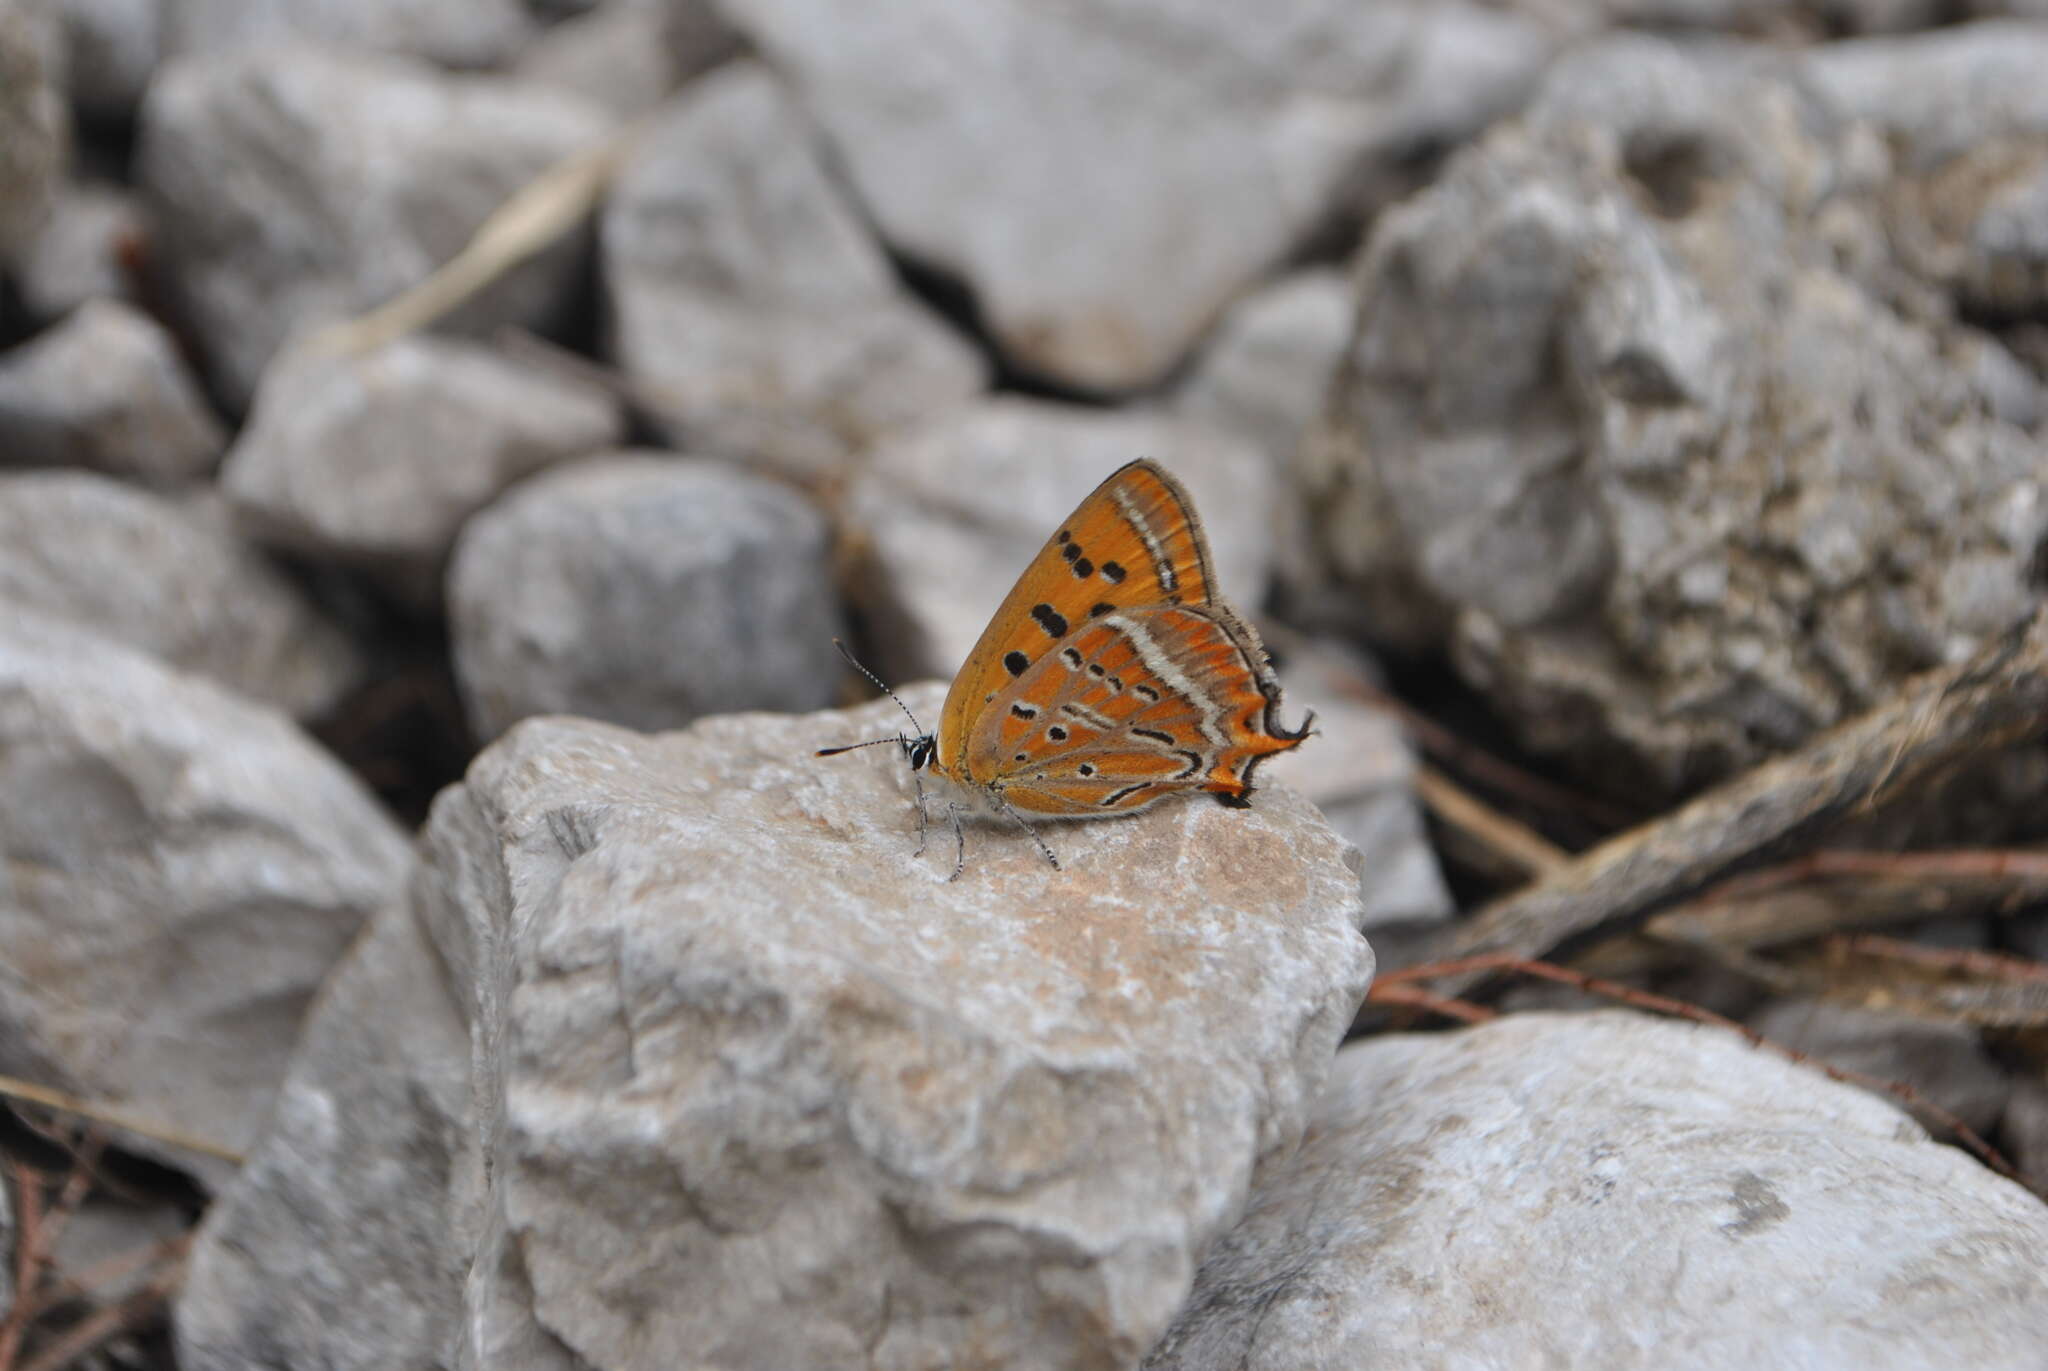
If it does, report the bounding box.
[946,802,968,882]
[990,794,1061,871]
[910,764,930,858]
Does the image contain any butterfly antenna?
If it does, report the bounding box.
[815,638,929,758]
[830,638,927,736]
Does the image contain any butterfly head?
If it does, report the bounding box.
[904,732,937,772]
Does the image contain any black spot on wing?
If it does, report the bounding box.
[1100,560,1127,583]
[1047,725,1068,742]
[1031,603,1069,638]
[1010,702,1038,719]
[1132,683,1160,702]
[1057,530,1071,544]
[1003,650,1029,676]
[1133,727,1175,744]
[1214,791,1253,809]
[1078,763,1095,777]
[1104,783,1150,806]
[1061,542,1081,563]
[1061,646,1084,668]
[1090,602,1115,618]
[1173,750,1203,778]
[1072,557,1094,578]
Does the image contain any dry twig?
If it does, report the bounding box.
[0,1075,244,1165]
[1394,607,2048,999]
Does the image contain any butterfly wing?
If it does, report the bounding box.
[969,604,1308,815]
[938,460,1221,780]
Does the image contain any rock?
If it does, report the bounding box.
[512,4,724,118]
[137,45,609,407]
[176,901,474,1371]
[51,1196,189,1304]
[12,179,149,321]
[2004,1078,2048,1195]
[164,0,536,73]
[407,691,1371,1369]
[601,62,985,479]
[1263,635,1452,928]
[0,471,365,719]
[1300,34,2048,795]
[1169,269,1352,475]
[447,452,845,741]
[0,0,66,265]
[1147,1011,2048,1369]
[847,397,1278,685]
[1748,997,2012,1137]
[0,613,412,1190]
[56,0,162,121]
[0,298,226,484]
[720,0,1557,391]
[1806,20,2048,320]
[221,336,623,610]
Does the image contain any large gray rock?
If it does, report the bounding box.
[0,298,226,484]
[55,0,161,120]
[0,471,364,719]
[0,613,412,1190]
[221,336,623,609]
[12,179,150,322]
[447,453,844,741]
[0,0,65,264]
[176,901,475,1371]
[513,3,731,119]
[138,45,609,407]
[847,397,1279,685]
[1148,1012,2048,1369]
[602,62,985,478]
[1300,34,2048,794]
[164,0,537,73]
[720,0,1557,391]
[1806,21,2048,320]
[408,693,1371,1370]
[1169,269,1352,477]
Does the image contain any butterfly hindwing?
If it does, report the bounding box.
[937,460,1219,773]
[968,604,1307,812]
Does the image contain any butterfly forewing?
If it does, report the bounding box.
[971,604,1306,815]
[936,461,1218,774]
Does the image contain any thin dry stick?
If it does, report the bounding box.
[1366,981,1499,1024]
[13,1229,190,1326]
[16,1239,190,1371]
[0,1075,244,1165]
[1413,764,1570,879]
[1370,955,2020,1183]
[0,1160,46,1371]
[1396,607,2048,999]
[1836,933,2048,984]
[304,118,648,359]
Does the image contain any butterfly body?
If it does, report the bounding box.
[824,460,1309,873]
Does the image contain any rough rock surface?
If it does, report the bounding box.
[512,4,705,118]
[0,298,226,484]
[847,397,1278,685]
[176,901,475,1371]
[602,62,985,478]
[164,0,537,73]
[12,180,150,321]
[138,45,609,406]
[409,691,1372,1370]
[1748,996,2012,1136]
[1147,1011,2048,1369]
[720,0,1558,391]
[56,0,162,120]
[0,0,63,264]
[1263,635,1452,927]
[222,336,623,608]
[447,452,845,741]
[0,471,364,718]
[1302,33,2048,794]
[1170,269,1353,476]
[0,613,412,1190]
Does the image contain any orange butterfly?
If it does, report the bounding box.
[821,459,1310,876]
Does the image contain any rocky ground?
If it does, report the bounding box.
[2,2,2046,1369]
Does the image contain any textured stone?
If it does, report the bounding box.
[1170,269,1352,475]
[1263,635,1452,928]
[0,0,65,264]
[0,471,364,719]
[176,901,474,1371]
[448,452,844,741]
[12,179,149,321]
[408,692,1371,1370]
[512,4,719,118]
[721,0,1557,391]
[1301,34,2048,794]
[221,336,622,609]
[848,397,1277,685]
[138,45,608,406]
[164,0,537,73]
[56,0,161,120]
[1148,1012,2048,1369]
[0,613,411,1190]
[1748,996,2012,1137]
[602,62,984,478]
[0,298,225,483]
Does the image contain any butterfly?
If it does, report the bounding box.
[820,459,1311,877]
